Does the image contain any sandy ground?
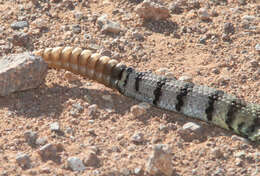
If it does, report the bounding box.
[0,0,259,175]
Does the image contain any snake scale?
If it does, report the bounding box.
[34,47,260,142]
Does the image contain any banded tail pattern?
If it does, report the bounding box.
[34,47,260,142]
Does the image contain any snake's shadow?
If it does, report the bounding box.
[0,82,257,146]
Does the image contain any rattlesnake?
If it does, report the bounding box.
[34,47,260,142]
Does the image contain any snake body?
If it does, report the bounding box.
[34,47,260,142]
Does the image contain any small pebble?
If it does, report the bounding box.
[178,122,203,142]
[50,122,60,132]
[135,0,171,20]
[134,167,144,175]
[83,152,100,167]
[88,104,99,118]
[74,11,84,21]
[24,130,38,146]
[132,32,145,41]
[11,32,31,48]
[223,22,235,35]
[120,168,131,176]
[67,157,86,171]
[102,21,122,34]
[11,21,29,30]
[71,24,81,34]
[234,151,246,159]
[131,132,144,143]
[255,44,260,52]
[169,2,183,14]
[242,15,256,21]
[38,143,63,161]
[179,75,192,82]
[16,153,31,169]
[211,148,223,159]
[72,102,84,112]
[130,104,147,117]
[182,122,202,132]
[155,67,169,75]
[198,8,210,21]
[36,137,48,146]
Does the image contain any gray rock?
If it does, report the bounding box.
[74,11,84,21]
[11,21,29,30]
[16,153,31,169]
[146,144,174,176]
[71,24,81,34]
[0,53,48,96]
[223,22,235,35]
[72,102,84,112]
[50,122,60,132]
[67,157,86,171]
[65,127,74,135]
[132,32,145,41]
[131,132,144,143]
[97,14,109,27]
[199,35,207,44]
[135,0,171,21]
[69,108,79,117]
[24,130,38,146]
[198,8,210,21]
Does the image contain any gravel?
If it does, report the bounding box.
[0,0,259,175]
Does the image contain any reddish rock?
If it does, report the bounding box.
[135,0,171,21]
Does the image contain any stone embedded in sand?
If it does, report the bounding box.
[0,53,48,96]
[146,144,174,176]
[135,0,171,21]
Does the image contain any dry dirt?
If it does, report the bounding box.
[0,0,260,176]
